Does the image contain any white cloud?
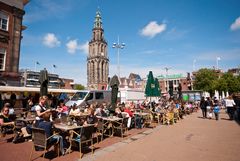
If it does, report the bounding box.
[79,41,89,54]
[66,39,88,54]
[230,17,240,31]
[140,21,167,38]
[43,33,60,48]
[66,39,78,54]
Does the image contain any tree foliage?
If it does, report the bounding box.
[194,68,217,94]
[194,68,240,95]
[74,84,85,90]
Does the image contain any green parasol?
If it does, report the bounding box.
[145,71,156,97]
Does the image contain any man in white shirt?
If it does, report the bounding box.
[225,96,236,120]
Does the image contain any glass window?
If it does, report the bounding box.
[71,92,88,101]
[0,48,6,71]
[86,93,93,101]
[96,92,104,99]
[0,11,9,31]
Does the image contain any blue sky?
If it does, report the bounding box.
[20,0,240,85]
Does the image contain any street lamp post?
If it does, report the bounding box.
[216,57,221,70]
[112,36,125,79]
[193,59,196,71]
[164,67,171,93]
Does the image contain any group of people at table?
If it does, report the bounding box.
[0,95,198,156]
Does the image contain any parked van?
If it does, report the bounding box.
[65,90,111,107]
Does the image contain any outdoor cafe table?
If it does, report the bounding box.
[53,123,94,154]
[133,112,150,116]
[54,123,83,131]
[15,117,35,124]
[133,112,151,128]
[69,113,89,120]
[97,116,123,137]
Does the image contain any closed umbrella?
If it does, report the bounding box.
[222,91,225,99]
[145,71,155,97]
[154,78,161,97]
[226,91,229,98]
[39,68,49,96]
[178,83,182,100]
[109,75,120,110]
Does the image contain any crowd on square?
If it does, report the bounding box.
[0,92,239,159]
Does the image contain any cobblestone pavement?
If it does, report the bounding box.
[89,110,240,161]
[1,110,239,161]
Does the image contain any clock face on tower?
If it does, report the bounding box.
[101,52,104,56]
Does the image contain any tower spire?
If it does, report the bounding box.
[88,8,109,90]
[94,9,102,29]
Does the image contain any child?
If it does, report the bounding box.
[213,103,220,120]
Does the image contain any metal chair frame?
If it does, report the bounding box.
[29,127,60,161]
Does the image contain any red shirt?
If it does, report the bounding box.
[58,105,68,113]
[124,109,133,117]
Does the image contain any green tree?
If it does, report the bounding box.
[221,73,240,94]
[193,68,217,95]
[194,68,240,95]
[74,84,85,90]
[215,77,228,92]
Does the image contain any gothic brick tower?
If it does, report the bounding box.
[87,10,109,90]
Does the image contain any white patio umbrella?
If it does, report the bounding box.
[222,91,225,99]
[226,91,229,98]
[216,90,219,100]
[214,90,217,99]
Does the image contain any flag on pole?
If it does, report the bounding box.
[53,64,57,68]
[217,57,221,61]
[36,61,40,65]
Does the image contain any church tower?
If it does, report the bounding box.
[87,10,109,90]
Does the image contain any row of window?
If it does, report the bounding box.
[0,11,8,31]
[0,48,6,71]
[0,11,9,71]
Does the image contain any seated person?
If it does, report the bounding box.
[94,104,107,117]
[115,107,123,118]
[35,96,51,127]
[56,99,68,116]
[123,105,133,128]
[85,108,98,126]
[69,103,80,116]
[38,113,65,155]
[0,103,15,136]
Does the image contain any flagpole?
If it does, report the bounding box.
[52,66,54,74]
[35,62,37,72]
[52,65,56,74]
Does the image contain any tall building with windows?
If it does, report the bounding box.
[0,0,29,86]
[87,10,109,90]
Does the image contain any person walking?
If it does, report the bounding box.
[200,97,207,118]
[225,95,236,120]
[205,97,212,119]
[213,101,220,120]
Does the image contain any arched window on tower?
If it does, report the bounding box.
[102,61,104,82]
[92,61,95,83]
[101,44,104,54]
[93,32,95,40]
[93,47,95,56]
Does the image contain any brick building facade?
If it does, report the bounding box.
[0,0,28,86]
